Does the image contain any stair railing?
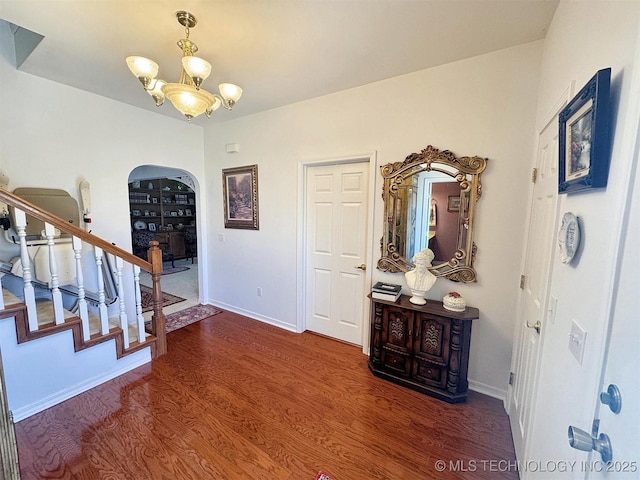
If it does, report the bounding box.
[0,188,167,357]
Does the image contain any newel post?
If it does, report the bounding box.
[148,240,167,356]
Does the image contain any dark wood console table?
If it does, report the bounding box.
[368,294,479,403]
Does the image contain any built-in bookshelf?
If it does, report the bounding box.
[128,178,196,232]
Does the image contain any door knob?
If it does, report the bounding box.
[526,320,541,334]
[600,384,622,414]
[355,264,366,271]
[568,424,613,463]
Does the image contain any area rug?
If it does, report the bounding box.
[315,473,336,480]
[161,266,190,275]
[165,304,222,333]
[140,284,186,313]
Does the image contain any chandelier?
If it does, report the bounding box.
[126,11,242,121]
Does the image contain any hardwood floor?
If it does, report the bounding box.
[15,310,517,479]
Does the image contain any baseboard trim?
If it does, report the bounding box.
[11,347,151,422]
[206,300,297,333]
[468,379,507,403]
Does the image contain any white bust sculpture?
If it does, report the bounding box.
[405,248,437,305]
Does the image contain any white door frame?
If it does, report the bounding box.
[297,152,378,353]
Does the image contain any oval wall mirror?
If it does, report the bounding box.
[377,145,488,282]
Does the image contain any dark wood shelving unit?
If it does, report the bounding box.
[129,178,196,262]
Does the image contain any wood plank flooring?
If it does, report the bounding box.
[15,310,518,479]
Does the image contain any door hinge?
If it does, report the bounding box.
[531,168,538,183]
[520,275,526,289]
[509,372,515,386]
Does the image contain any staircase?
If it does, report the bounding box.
[0,188,168,479]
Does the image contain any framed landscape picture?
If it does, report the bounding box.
[222,164,259,229]
[558,68,611,194]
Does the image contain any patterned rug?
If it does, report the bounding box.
[165,304,222,333]
[161,266,190,275]
[140,284,186,313]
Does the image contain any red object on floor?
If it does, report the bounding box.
[315,473,335,480]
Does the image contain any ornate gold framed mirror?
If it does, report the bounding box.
[377,145,488,282]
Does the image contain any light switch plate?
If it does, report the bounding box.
[548,296,558,325]
[568,320,587,365]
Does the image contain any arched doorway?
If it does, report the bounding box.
[128,166,200,314]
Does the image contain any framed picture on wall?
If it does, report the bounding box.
[447,195,460,212]
[558,68,611,194]
[222,164,259,230]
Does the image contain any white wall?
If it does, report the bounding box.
[525,1,640,472]
[204,42,544,397]
[0,319,150,421]
[0,20,207,417]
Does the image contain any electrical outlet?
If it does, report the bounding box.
[257,287,262,297]
[568,320,587,365]
[218,233,225,242]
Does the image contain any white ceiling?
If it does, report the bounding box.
[1,0,558,124]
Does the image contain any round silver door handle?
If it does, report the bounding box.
[355,264,366,271]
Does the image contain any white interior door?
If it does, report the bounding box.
[305,162,369,345]
[508,115,560,460]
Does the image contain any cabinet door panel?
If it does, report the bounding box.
[381,306,413,353]
[380,306,413,377]
[413,313,450,364]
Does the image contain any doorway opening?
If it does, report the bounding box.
[128,166,200,316]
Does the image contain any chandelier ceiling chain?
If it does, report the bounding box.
[126,10,242,121]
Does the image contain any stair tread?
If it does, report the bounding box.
[2,288,21,306]
[2,290,146,349]
[32,299,140,343]
[34,298,75,325]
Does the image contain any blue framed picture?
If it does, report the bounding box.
[558,68,611,194]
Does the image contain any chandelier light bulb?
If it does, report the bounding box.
[163,83,216,120]
[126,56,159,88]
[218,83,243,108]
[219,83,242,102]
[182,56,212,89]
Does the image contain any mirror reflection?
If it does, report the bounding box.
[401,172,461,264]
[378,145,487,282]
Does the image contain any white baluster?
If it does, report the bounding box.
[115,257,129,348]
[133,265,146,343]
[72,236,90,341]
[44,223,64,324]
[14,209,37,330]
[94,247,109,334]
